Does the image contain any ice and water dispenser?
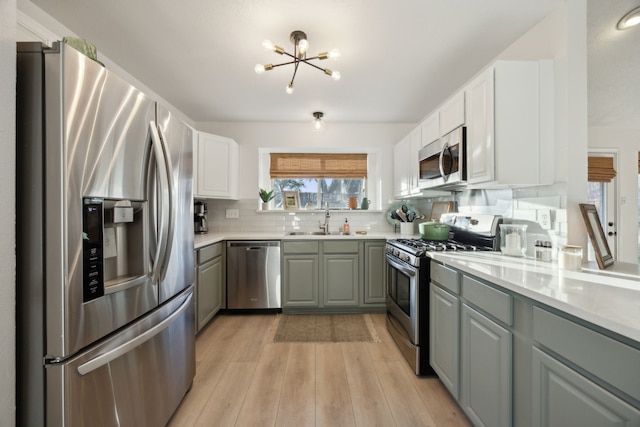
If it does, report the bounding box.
[83,198,148,302]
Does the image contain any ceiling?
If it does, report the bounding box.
[25,0,639,129]
[587,0,640,129]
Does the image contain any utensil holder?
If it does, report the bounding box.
[400,222,414,236]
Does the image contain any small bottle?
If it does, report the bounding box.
[343,218,350,233]
[542,241,553,262]
[534,240,543,260]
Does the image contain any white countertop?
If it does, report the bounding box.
[429,252,640,343]
[194,233,640,343]
[193,231,404,249]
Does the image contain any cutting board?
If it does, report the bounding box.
[429,201,455,221]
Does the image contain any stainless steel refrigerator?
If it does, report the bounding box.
[16,41,195,426]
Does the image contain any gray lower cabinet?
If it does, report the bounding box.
[430,260,640,427]
[461,303,512,427]
[531,347,640,427]
[363,240,386,304]
[322,240,360,307]
[430,261,512,426]
[282,239,385,311]
[195,242,224,332]
[430,283,460,398]
[282,241,320,308]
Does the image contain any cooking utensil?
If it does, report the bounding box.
[395,208,407,222]
[419,221,451,241]
[386,204,419,226]
[429,201,455,221]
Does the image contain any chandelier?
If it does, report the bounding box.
[254,30,341,94]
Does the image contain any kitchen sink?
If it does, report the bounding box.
[286,231,353,236]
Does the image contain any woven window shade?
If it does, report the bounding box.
[587,156,616,183]
[270,153,368,178]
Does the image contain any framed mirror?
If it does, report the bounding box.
[579,203,614,269]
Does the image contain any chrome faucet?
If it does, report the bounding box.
[318,202,330,234]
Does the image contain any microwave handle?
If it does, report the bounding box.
[439,142,448,181]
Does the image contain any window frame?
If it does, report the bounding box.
[259,147,381,211]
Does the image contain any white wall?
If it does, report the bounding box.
[589,127,640,262]
[1,0,16,424]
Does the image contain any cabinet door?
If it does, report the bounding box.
[532,347,640,427]
[430,284,460,399]
[461,303,512,427]
[421,112,439,147]
[363,241,386,304]
[195,132,238,199]
[408,126,422,195]
[282,255,319,307]
[465,68,495,184]
[439,91,465,136]
[196,255,223,332]
[323,254,359,306]
[393,135,410,198]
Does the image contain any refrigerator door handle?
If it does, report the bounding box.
[156,126,175,282]
[148,121,170,285]
[77,291,192,376]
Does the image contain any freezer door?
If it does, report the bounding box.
[155,105,195,303]
[45,288,195,427]
[40,44,161,358]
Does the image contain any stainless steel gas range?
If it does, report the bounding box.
[385,213,503,375]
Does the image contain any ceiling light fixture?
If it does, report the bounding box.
[312,112,326,132]
[617,6,640,30]
[255,30,341,94]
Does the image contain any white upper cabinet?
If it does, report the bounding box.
[194,132,239,199]
[439,91,465,136]
[465,60,554,187]
[393,134,411,198]
[408,126,422,195]
[420,111,439,147]
[393,126,423,198]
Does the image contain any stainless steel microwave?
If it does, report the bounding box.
[418,126,466,190]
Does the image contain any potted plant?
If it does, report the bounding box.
[259,188,275,210]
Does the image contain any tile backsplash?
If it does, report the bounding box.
[201,183,568,251]
[203,199,395,234]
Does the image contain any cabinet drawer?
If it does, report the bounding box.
[430,262,460,294]
[323,241,359,254]
[462,275,512,326]
[533,306,640,401]
[198,242,222,264]
[283,241,319,254]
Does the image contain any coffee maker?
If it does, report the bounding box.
[194,201,208,234]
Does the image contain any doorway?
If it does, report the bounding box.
[586,152,618,261]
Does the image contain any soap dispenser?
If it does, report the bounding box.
[343,218,350,233]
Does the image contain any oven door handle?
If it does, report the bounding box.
[385,253,418,277]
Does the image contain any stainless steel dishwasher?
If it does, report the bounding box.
[226,241,281,309]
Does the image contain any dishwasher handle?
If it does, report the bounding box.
[227,241,280,249]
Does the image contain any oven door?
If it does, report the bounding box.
[386,253,419,345]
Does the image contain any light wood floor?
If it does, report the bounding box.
[168,312,471,427]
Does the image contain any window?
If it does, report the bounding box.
[269,153,367,209]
